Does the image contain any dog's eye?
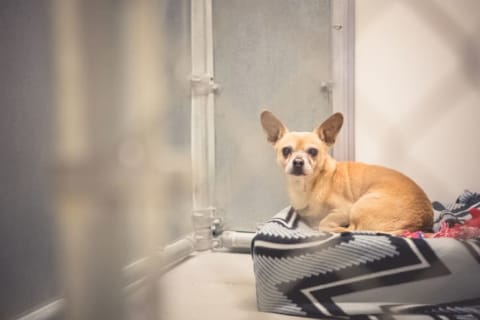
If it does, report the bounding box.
[307,148,318,157]
[282,146,292,158]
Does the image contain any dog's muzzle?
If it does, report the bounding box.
[291,157,305,176]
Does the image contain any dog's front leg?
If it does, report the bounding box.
[318,210,350,232]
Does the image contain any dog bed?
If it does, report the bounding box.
[251,190,480,319]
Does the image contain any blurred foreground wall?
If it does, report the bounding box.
[0,0,192,319]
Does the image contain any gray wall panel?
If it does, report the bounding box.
[0,1,58,319]
[213,0,332,231]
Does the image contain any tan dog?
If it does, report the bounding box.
[260,110,433,234]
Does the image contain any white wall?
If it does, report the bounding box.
[355,0,480,202]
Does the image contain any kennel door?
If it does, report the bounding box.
[212,0,333,231]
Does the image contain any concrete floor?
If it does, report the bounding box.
[158,252,305,320]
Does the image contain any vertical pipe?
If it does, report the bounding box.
[191,0,217,250]
[331,0,355,162]
[205,0,216,211]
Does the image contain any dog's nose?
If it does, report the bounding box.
[293,158,304,168]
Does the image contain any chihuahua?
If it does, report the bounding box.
[260,110,433,234]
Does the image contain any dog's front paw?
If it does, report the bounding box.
[332,226,352,233]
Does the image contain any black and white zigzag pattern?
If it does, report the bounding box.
[252,207,480,319]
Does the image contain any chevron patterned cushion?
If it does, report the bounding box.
[252,206,480,319]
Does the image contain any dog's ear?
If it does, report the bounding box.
[315,113,344,146]
[260,110,288,144]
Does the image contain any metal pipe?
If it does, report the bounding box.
[161,236,196,268]
[191,0,218,251]
[331,0,355,162]
[17,236,196,320]
[220,231,256,251]
[15,300,65,320]
[123,236,196,289]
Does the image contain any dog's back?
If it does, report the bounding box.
[328,162,433,233]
